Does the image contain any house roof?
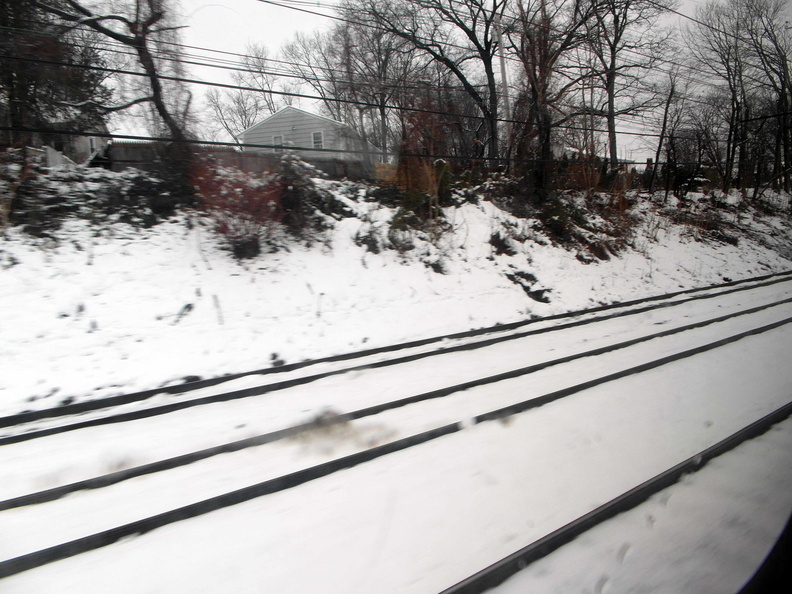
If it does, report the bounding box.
[238,105,352,139]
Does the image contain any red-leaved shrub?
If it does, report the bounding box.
[194,160,282,258]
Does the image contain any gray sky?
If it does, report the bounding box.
[179,0,331,82]
[174,0,701,159]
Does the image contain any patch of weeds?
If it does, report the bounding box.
[478,176,538,219]
[0,251,19,269]
[572,232,619,261]
[424,258,447,274]
[576,253,599,265]
[388,209,420,251]
[365,185,403,207]
[586,240,612,261]
[194,161,281,259]
[279,153,355,233]
[538,194,588,241]
[489,231,517,256]
[355,225,387,254]
[505,270,551,303]
[8,161,169,233]
[355,229,381,254]
[709,230,739,246]
[667,206,737,245]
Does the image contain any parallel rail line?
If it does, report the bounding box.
[441,401,792,594]
[1,312,791,579]
[3,271,792,442]
[2,295,792,509]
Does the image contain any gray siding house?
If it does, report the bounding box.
[239,106,376,178]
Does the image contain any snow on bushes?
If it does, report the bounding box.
[193,154,359,258]
[1,148,171,233]
[193,161,283,259]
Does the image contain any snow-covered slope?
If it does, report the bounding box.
[2,174,792,593]
[1,178,791,416]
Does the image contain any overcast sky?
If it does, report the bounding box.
[174,0,700,159]
[179,0,331,80]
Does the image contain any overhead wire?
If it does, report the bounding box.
[7,0,773,103]
[0,124,661,164]
[253,0,775,115]
[1,49,702,142]
[1,4,767,112]
[0,21,489,93]
[2,0,788,160]
[252,0,792,133]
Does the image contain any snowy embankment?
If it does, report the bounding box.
[1,178,791,416]
[2,282,792,593]
[2,173,792,593]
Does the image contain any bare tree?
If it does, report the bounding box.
[741,0,792,191]
[34,0,195,199]
[363,0,508,162]
[238,43,287,115]
[204,44,283,143]
[205,86,271,144]
[281,18,430,161]
[507,0,598,197]
[685,0,752,192]
[281,30,351,124]
[646,66,691,193]
[333,7,429,161]
[34,0,191,144]
[585,0,673,173]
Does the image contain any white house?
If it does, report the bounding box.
[238,106,377,178]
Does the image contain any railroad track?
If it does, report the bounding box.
[2,272,792,590]
[4,270,792,440]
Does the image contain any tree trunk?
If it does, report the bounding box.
[486,61,500,165]
[135,41,185,143]
[649,82,675,194]
[606,67,619,175]
[773,98,783,191]
[379,102,388,163]
[135,39,193,202]
[723,99,738,193]
[783,93,792,192]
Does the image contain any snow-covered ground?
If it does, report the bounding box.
[2,182,791,415]
[495,416,792,594]
[2,307,791,592]
[2,177,792,592]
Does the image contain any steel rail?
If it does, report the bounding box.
[1,314,791,579]
[3,271,792,441]
[3,295,792,509]
[440,401,792,594]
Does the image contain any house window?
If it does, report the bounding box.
[312,131,324,150]
[273,135,283,153]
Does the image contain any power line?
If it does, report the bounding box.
[251,0,741,116]
[4,122,769,170]
[2,15,726,107]
[0,21,490,95]
[12,0,765,105]
[4,43,788,148]
[644,0,743,43]
[3,7,753,113]
[1,51,692,140]
[0,124,650,164]
[6,1,789,147]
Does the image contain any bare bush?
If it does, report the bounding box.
[193,161,282,259]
